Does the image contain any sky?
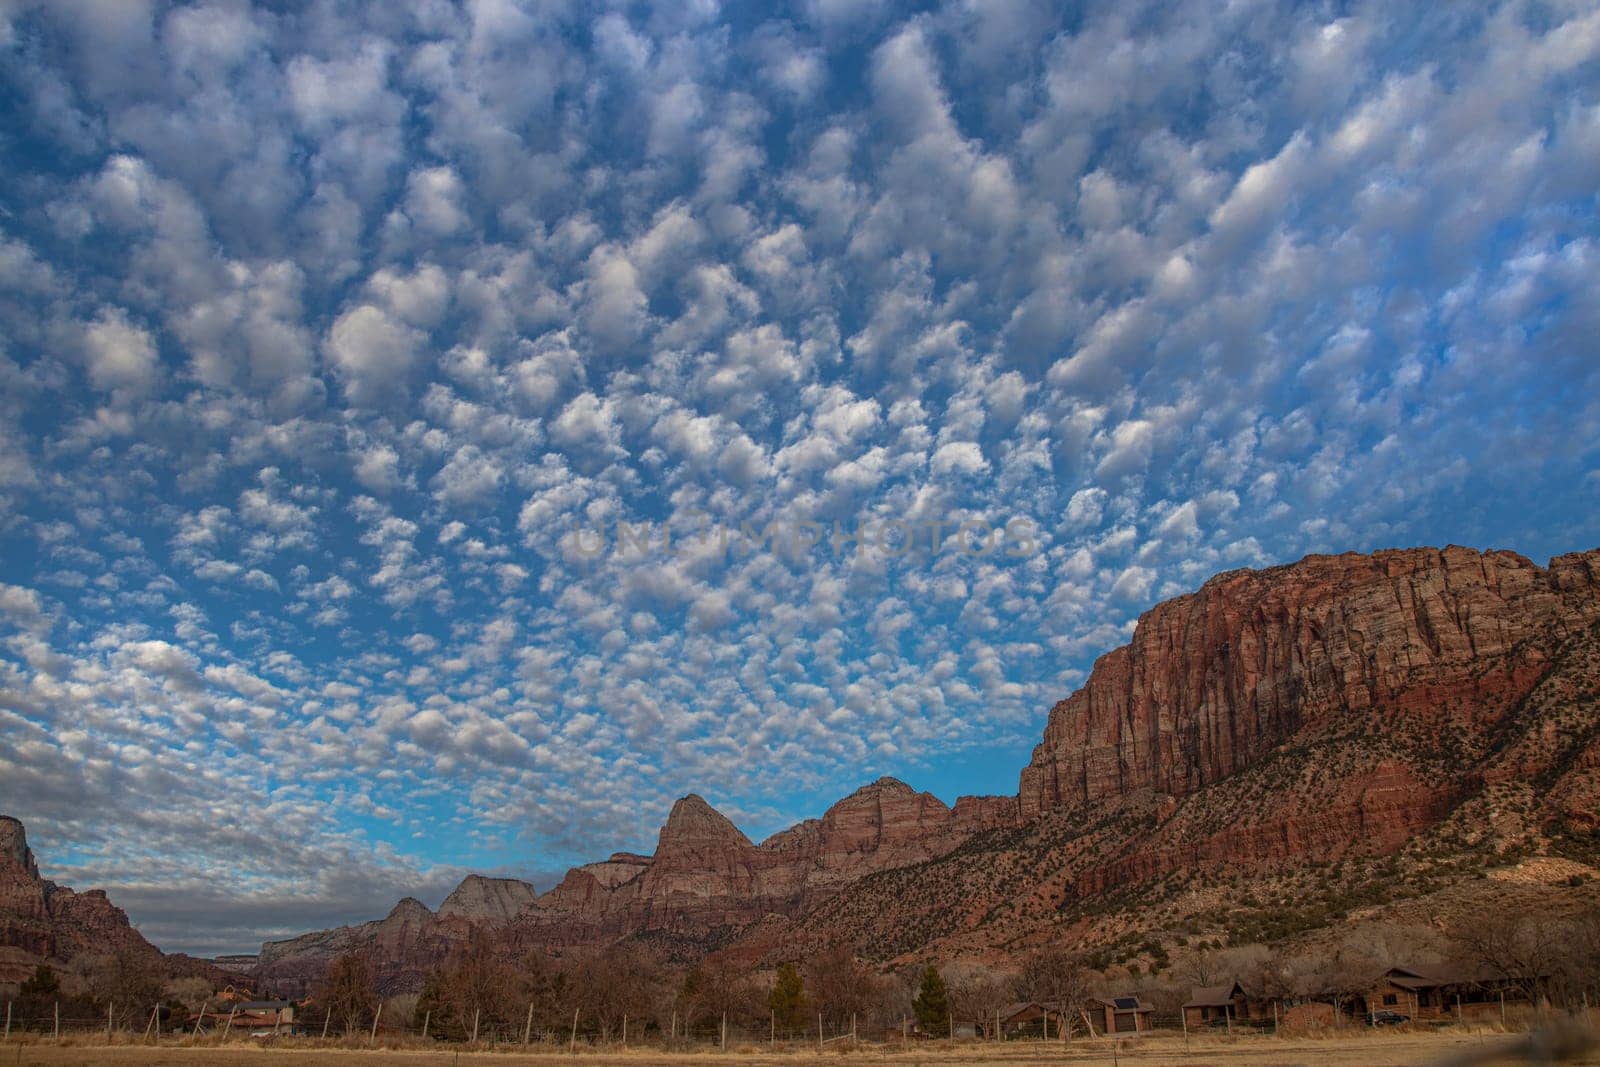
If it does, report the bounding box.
[0,0,1598,958]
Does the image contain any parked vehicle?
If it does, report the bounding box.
[1370,1010,1410,1026]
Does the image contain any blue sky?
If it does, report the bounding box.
[0,0,1597,957]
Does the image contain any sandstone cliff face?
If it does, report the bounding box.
[0,816,213,987]
[1,818,38,880]
[1018,547,1600,817]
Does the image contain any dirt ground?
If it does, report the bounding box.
[3,1029,1598,1067]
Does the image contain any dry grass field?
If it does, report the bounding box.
[3,1027,1599,1067]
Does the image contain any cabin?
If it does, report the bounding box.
[1093,995,1154,1034]
[1183,980,1252,1028]
[1360,966,1535,1022]
[998,1001,1068,1038]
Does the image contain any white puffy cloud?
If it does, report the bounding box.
[81,307,159,394]
[323,304,425,404]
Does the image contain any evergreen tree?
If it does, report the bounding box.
[767,962,807,1032]
[912,965,950,1034]
[20,964,60,1000]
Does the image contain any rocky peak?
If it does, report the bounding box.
[656,794,752,855]
[0,817,37,880]
[384,897,434,923]
[437,875,538,923]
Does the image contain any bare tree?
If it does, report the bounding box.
[80,946,166,1029]
[1450,911,1559,1005]
[675,958,761,1038]
[1316,940,1387,1020]
[1551,903,1600,1007]
[944,963,1011,1037]
[805,945,878,1031]
[318,951,378,1036]
[1013,948,1096,1032]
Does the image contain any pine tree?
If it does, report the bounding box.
[912,964,950,1034]
[20,964,60,1000]
[767,962,807,1032]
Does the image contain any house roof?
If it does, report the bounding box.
[1184,981,1246,1008]
[1384,965,1516,989]
[1095,995,1153,1012]
[1000,1001,1044,1020]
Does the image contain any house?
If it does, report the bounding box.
[998,1001,1056,1038]
[1093,995,1154,1034]
[234,1000,296,1028]
[1183,981,1250,1028]
[1361,966,1535,1022]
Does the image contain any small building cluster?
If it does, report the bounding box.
[1181,966,1540,1030]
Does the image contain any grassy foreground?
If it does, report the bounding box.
[1,1027,1597,1067]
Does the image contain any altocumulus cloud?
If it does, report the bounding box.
[0,1,1598,955]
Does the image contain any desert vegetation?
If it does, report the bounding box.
[7,902,1600,1054]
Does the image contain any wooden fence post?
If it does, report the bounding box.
[107,1001,114,1042]
[770,1009,774,1044]
[470,1008,479,1044]
[421,1010,429,1041]
[524,1003,533,1046]
[1500,990,1506,1024]
[720,1012,726,1050]
[622,1014,627,1048]
[569,1006,578,1052]
[4,999,10,1040]
[670,1010,676,1040]
[819,1012,824,1051]
[223,1008,236,1043]
[54,1001,59,1040]
[370,1003,382,1044]
[320,1010,330,1039]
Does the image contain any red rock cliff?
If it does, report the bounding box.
[1018,546,1600,817]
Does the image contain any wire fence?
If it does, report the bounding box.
[0,1002,895,1050]
[4,1000,1594,1055]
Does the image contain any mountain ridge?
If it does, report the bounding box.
[7,544,1598,995]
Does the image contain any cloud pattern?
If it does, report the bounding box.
[1,0,1598,954]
